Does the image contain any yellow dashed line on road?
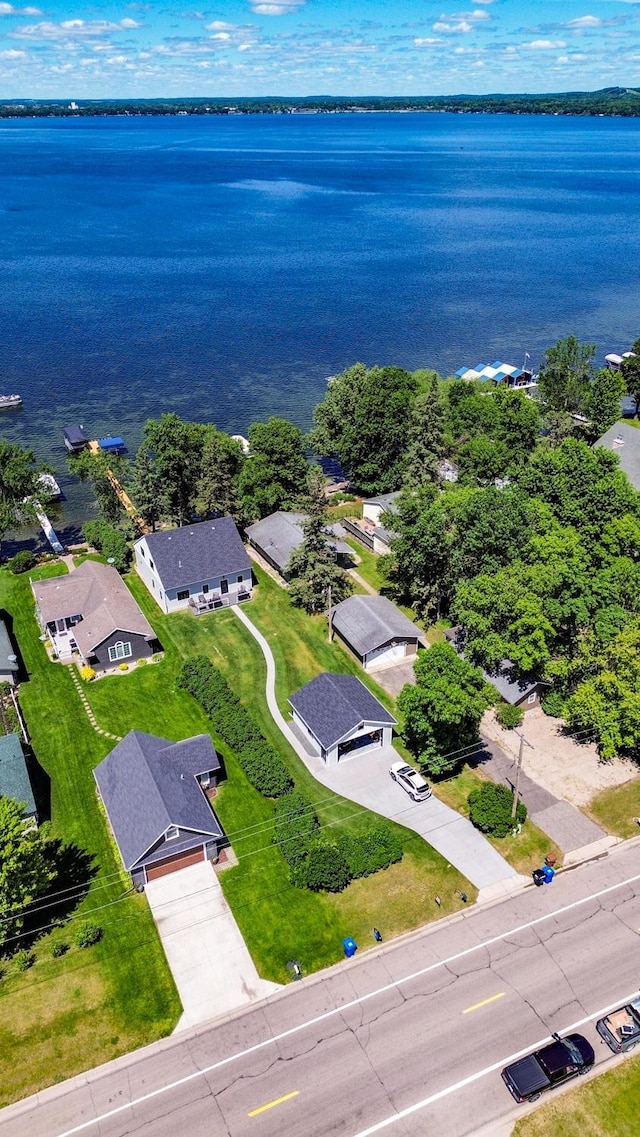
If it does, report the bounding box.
[248,1091,300,1117]
[463,992,505,1015]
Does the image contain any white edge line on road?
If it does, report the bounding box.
[53,868,640,1137]
[350,987,640,1137]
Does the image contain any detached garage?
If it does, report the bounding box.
[94,730,226,888]
[289,672,396,767]
[331,594,427,672]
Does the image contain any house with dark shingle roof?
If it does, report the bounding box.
[0,618,19,686]
[31,560,155,669]
[246,510,351,580]
[289,673,396,766]
[94,730,225,887]
[331,594,427,672]
[0,733,37,825]
[134,517,252,614]
[594,421,640,490]
[445,627,545,711]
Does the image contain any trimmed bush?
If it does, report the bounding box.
[7,550,36,574]
[299,842,352,893]
[80,666,95,682]
[495,702,524,730]
[74,921,103,948]
[118,662,128,671]
[51,941,69,958]
[82,520,131,572]
[272,792,319,867]
[14,950,35,972]
[338,823,403,879]
[468,782,526,838]
[541,690,565,718]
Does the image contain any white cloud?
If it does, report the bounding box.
[521,39,567,50]
[433,9,490,34]
[414,36,441,46]
[0,2,41,13]
[0,46,25,56]
[120,18,140,29]
[564,15,602,27]
[12,18,141,39]
[247,0,304,13]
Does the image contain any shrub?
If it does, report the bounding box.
[14,950,35,972]
[8,550,36,574]
[81,520,131,572]
[80,666,95,682]
[495,702,524,730]
[52,941,69,958]
[541,690,565,718]
[272,792,319,866]
[299,841,352,893]
[241,741,293,798]
[338,823,403,879]
[468,782,526,838]
[74,921,103,948]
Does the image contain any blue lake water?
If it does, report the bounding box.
[0,111,639,539]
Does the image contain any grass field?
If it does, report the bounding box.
[587,778,640,838]
[513,1052,640,1137]
[0,565,180,1106]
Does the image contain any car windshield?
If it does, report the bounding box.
[562,1039,583,1065]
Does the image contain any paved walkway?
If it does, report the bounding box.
[233,606,524,901]
[478,735,616,863]
[145,861,281,1032]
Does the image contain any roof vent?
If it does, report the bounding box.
[178,559,182,568]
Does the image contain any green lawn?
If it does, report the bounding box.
[0,566,180,1106]
[435,765,561,875]
[587,777,640,838]
[513,1052,640,1137]
[344,537,387,592]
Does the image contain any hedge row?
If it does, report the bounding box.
[179,657,293,798]
[273,791,403,891]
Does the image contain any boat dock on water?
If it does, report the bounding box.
[63,425,89,453]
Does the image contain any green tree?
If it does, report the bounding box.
[287,466,353,614]
[585,368,626,439]
[143,413,209,525]
[310,364,417,493]
[404,375,445,489]
[397,643,492,777]
[381,487,451,620]
[82,520,131,572]
[457,437,511,486]
[0,796,55,946]
[0,441,49,545]
[196,430,244,520]
[128,443,165,531]
[564,624,640,759]
[69,449,127,524]
[537,334,596,413]
[620,339,640,411]
[238,417,308,520]
[468,783,526,837]
[448,486,531,582]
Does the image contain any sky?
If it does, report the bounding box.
[0,0,639,99]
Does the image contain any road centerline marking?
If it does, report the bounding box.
[248,1090,299,1117]
[463,992,505,1014]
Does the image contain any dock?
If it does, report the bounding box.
[87,440,150,535]
[33,501,64,555]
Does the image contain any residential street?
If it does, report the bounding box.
[3,840,640,1137]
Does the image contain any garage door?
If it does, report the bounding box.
[145,846,205,881]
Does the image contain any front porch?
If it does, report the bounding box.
[188,588,252,616]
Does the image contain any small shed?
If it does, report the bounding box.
[0,733,37,825]
[63,425,89,453]
[98,436,126,454]
[289,672,396,767]
[331,594,427,671]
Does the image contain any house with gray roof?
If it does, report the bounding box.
[445,627,545,711]
[135,517,252,614]
[594,421,640,490]
[0,733,37,825]
[0,619,19,686]
[289,672,396,766]
[331,594,427,672]
[361,492,400,554]
[246,510,351,580]
[94,730,225,886]
[31,560,155,669]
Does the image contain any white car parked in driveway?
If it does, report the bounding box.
[389,761,432,802]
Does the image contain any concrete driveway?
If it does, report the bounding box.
[145,861,280,1032]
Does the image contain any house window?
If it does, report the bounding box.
[108,641,132,663]
[237,574,244,584]
[140,547,145,559]
[527,692,537,704]
[202,584,209,594]
[165,826,179,841]
[177,589,190,601]
[149,559,154,571]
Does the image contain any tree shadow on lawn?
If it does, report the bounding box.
[6,840,99,954]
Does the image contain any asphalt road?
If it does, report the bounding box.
[3,841,640,1137]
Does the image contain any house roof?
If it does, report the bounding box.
[289,672,396,750]
[444,627,543,706]
[139,518,250,590]
[363,492,400,511]
[32,561,154,657]
[331,594,427,658]
[0,619,19,674]
[94,731,223,870]
[594,422,640,490]
[0,733,36,818]
[246,511,350,574]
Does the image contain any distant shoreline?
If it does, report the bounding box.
[1,87,640,120]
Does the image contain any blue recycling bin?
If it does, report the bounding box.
[343,936,357,958]
[541,864,555,884]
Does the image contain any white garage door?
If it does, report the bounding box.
[367,641,405,669]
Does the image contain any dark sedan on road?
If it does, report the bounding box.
[502,1032,594,1103]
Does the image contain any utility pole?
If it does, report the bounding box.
[327,584,333,643]
[511,729,534,820]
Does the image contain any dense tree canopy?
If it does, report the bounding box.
[287,466,353,614]
[537,335,596,414]
[143,413,209,526]
[0,441,49,546]
[238,417,308,521]
[0,797,55,946]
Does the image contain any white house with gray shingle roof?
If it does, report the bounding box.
[331,594,427,672]
[289,673,396,766]
[135,517,252,614]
